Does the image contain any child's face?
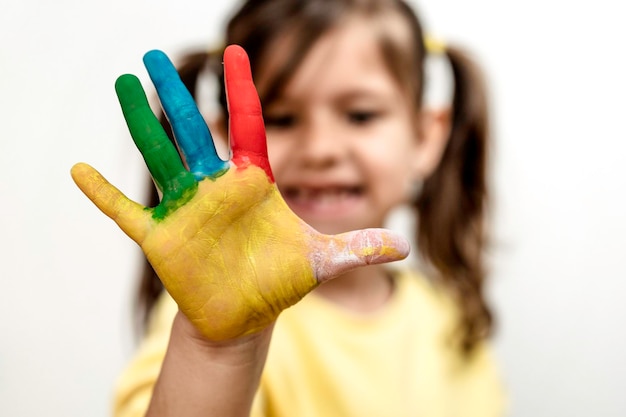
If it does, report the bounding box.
[257,20,422,235]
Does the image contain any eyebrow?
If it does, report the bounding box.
[333,88,400,106]
[274,88,397,105]
[263,78,402,109]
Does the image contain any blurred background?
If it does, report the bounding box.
[1,0,625,416]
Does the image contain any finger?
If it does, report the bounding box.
[223,45,273,181]
[143,50,228,179]
[70,162,149,244]
[115,74,198,219]
[311,229,411,283]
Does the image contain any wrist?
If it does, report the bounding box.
[171,310,274,366]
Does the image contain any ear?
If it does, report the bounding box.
[412,107,451,178]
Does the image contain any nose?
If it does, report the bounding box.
[295,115,347,169]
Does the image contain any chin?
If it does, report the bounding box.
[304,218,367,236]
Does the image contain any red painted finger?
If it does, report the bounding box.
[223,45,273,181]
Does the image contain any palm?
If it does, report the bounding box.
[142,165,317,340]
[72,46,409,340]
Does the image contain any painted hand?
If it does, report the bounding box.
[71,46,410,340]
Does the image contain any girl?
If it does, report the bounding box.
[72,0,505,416]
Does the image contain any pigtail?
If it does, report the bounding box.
[135,48,223,332]
[414,45,492,354]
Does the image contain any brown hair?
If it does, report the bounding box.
[137,0,493,354]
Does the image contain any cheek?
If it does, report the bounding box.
[367,126,419,175]
[364,134,418,200]
[372,158,415,197]
[266,136,291,181]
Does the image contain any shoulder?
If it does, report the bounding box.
[257,268,507,416]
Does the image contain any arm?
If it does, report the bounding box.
[147,312,272,417]
[72,45,410,416]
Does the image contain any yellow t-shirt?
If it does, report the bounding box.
[114,269,506,417]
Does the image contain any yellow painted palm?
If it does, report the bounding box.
[71,46,409,341]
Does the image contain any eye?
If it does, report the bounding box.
[264,113,296,129]
[347,110,380,125]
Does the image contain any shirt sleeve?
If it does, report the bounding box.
[112,292,177,417]
[449,342,509,417]
[250,388,267,417]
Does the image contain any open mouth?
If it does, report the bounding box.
[281,185,365,215]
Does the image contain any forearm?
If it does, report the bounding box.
[146,311,273,417]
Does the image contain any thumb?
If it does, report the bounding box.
[311,229,410,283]
[71,162,150,244]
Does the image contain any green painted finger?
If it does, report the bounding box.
[115,74,198,219]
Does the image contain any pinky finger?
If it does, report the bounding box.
[71,162,150,244]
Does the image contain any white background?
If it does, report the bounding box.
[1,1,625,416]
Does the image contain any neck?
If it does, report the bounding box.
[313,265,394,314]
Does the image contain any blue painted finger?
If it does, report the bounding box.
[143,50,228,179]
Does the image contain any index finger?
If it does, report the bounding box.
[224,45,273,181]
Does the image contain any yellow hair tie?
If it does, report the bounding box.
[425,36,446,54]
